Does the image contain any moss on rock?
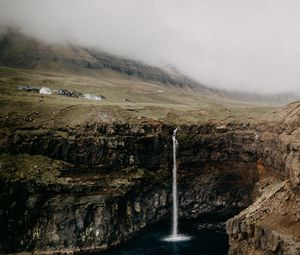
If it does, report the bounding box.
[0,153,67,184]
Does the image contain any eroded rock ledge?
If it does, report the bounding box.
[0,117,299,254]
[227,181,300,255]
[226,109,300,255]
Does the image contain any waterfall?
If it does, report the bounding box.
[172,128,178,236]
[162,128,191,242]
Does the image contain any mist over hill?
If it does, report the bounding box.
[0,28,210,92]
[1,0,300,95]
[0,28,299,104]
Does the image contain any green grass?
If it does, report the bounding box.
[0,66,279,127]
[0,153,67,184]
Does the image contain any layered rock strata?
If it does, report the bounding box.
[0,117,299,254]
[226,107,300,255]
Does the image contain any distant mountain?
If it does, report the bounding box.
[0,28,211,93]
[0,28,299,104]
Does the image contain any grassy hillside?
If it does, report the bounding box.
[0,29,289,127]
[0,29,210,92]
[0,66,278,128]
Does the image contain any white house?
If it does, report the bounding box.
[84,93,103,100]
[39,87,52,95]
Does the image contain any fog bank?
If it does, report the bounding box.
[0,0,300,94]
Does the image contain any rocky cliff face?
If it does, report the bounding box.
[226,103,300,255]
[0,121,259,253]
[227,181,300,255]
[1,111,300,253]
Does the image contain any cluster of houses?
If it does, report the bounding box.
[17,85,107,101]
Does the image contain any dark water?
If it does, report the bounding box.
[103,220,229,255]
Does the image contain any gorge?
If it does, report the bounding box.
[1,105,299,254]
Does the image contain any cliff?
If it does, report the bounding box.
[226,102,300,255]
[1,106,299,253]
[0,121,259,253]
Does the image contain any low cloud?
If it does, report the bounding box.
[0,0,300,94]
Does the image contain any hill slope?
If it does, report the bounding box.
[0,28,292,127]
[0,29,211,93]
[1,28,299,105]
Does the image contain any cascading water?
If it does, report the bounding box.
[162,128,191,242]
[172,127,179,236]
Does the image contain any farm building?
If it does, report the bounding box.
[84,94,106,100]
[17,85,40,93]
[39,87,52,95]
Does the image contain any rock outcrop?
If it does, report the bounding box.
[1,103,300,254]
[0,121,261,253]
[227,181,300,255]
[227,102,300,255]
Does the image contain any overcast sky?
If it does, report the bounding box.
[0,0,300,94]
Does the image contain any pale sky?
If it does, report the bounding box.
[0,0,300,94]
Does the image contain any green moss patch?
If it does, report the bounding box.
[0,153,67,184]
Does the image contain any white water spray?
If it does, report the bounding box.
[162,128,191,242]
[172,128,179,236]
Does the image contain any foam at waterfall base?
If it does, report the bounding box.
[161,234,192,242]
